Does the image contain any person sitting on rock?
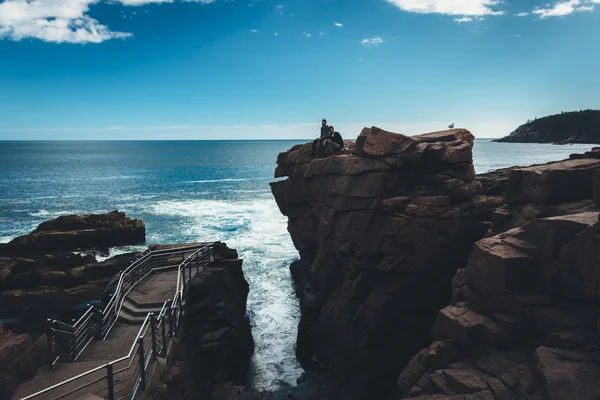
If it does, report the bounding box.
[321,126,344,155]
[312,119,329,155]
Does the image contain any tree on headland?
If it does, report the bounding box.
[494,109,600,144]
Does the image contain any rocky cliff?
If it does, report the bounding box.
[0,211,145,335]
[494,110,600,144]
[396,149,600,400]
[149,243,255,400]
[271,127,494,399]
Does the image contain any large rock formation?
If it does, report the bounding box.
[271,127,491,399]
[0,211,145,335]
[397,211,600,400]
[0,211,145,255]
[150,243,255,400]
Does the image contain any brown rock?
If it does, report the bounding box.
[535,346,600,400]
[413,129,475,144]
[355,126,417,156]
[1,211,145,255]
[432,305,511,347]
[272,127,488,400]
[504,159,600,205]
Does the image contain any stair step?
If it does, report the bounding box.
[121,298,162,317]
[118,308,149,324]
[125,295,168,310]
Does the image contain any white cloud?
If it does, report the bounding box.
[334,22,343,27]
[274,32,279,36]
[533,0,596,18]
[0,0,215,44]
[302,32,311,37]
[385,0,504,16]
[454,16,473,22]
[515,11,529,16]
[250,29,258,33]
[275,4,285,14]
[360,36,384,46]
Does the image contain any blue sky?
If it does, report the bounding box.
[0,0,599,140]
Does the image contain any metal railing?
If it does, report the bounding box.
[23,243,216,400]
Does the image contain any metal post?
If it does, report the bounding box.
[106,363,115,400]
[160,313,167,357]
[195,251,200,276]
[46,319,54,368]
[150,313,158,361]
[167,307,175,337]
[188,260,192,286]
[137,337,147,391]
[70,318,77,361]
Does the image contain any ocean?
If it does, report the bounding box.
[0,139,594,390]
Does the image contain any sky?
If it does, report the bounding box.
[0,0,599,140]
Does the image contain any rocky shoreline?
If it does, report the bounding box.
[272,128,600,400]
[2,132,600,400]
[0,212,255,400]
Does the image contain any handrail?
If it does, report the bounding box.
[26,243,216,400]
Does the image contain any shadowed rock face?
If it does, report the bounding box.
[397,212,600,400]
[271,127,492,399]
[0,324,48,400]
[150,243,255,400]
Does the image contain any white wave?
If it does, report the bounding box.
[29,210,80,218]
[147,198,302,389]
[184,177,268,184]
[94,245,148,262]
[230,189,271,194]
[0,236,12,244]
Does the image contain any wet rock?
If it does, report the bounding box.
[0,211,145,255]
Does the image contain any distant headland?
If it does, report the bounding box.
[494,109,600,144]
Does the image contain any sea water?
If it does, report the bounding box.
[0,139,593,389]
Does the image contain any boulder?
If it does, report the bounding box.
[355,127,417,156]
[503,159,600,205]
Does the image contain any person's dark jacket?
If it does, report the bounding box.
[320,125,329,138]
[330,131,344,147]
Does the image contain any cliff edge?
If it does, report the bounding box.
[271,127,493,399]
